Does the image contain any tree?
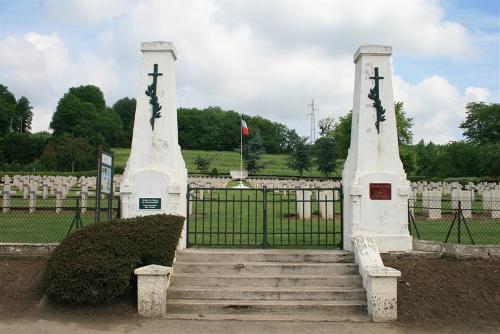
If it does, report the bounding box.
[394,101,414,145]
[14,96,33,133]
[313,136,337,176]
[39,143,58,170]
[331,112,352,159]
[243,131,266,174]
[318,117,335,138]
[287,136,312,176]
[0,85,17,136]
[460,102,500,145]
[112,97,136,146]
[51,85,124,147]
[194,155,212,174]
[0,132,50,164]
[55,135,93,172]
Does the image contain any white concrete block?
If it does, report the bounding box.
[135,264,171,317]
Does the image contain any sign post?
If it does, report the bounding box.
[95,145,114,222]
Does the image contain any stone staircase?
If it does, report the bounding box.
[165,249,368,321]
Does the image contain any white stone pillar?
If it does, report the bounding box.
[459,190,472,218]
[29,183,37,214]
[427,190,441,219]
[120,41,188,249]
[81,184,88,214]
[134,265,171,317]
[296,190,312,220]
[2,183,10,213]
[482,190,492,210]
[491,190,500,219]
[342,45,412,252]
[56,190,63,214]
[319,190,334,219]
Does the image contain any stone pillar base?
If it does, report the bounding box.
[134,264,172,317]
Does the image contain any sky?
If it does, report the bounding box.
[0,0,499,144]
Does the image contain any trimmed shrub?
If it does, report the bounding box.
[43,214,184,304]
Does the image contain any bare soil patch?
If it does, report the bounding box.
[383,255,500,329]
[1,254,499,331]
[0,256,136,323]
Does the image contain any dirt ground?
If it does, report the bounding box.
[383,254,500,329]
[0,255,499,333]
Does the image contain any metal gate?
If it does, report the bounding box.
[186,186,343,249]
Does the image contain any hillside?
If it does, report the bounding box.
[113,148,341,177]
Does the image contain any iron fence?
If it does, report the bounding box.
[186,186,343,248]
[0,195,120,243]
[408,197,500,245]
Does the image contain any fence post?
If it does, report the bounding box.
[458,200,462,244]
[262,185,267,249]
[186,184,190,248]
[339,186,344,249]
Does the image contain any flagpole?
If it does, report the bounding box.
[240,114,243,187]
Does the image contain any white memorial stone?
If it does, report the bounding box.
[319,190,334,219]
[120,41,188,248]
[342,45,412,252]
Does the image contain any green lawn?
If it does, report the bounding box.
[112,147,342,177]
[1,189,499,246]
[187,188,343,248]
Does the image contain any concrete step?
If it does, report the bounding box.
[173,261,358,275]
[164,312,370,322]
[167,286,366,301]
[170,274,363,288]
[176,249,354,263]
[165,299,367,317]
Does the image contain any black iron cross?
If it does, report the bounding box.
[148,64,163,89]
[145,64,163,130]
[368,67,386,134]
[369,67,384,93]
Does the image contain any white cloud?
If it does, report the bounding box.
[0,0,489,142]
[393,75,490,143]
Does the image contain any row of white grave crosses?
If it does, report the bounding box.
[408,188,500,219]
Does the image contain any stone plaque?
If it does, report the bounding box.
[369,183,391,200]
[139,198,162,210]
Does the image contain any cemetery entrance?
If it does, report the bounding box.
[186,186,343,249]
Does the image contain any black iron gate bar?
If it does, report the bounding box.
[186,186,343,249]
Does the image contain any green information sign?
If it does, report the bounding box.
[139,198,161,210]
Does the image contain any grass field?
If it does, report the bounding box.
[112,147,342,177]
[1,189,499,245]
[187,188,343,248]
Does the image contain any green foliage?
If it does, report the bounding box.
[39,144,58,170]
[54,135,93,172]
[112,98,136,146]
[43,214,185,304]
[0,132,50,164]
[460,102,499,145]
[394,101,414,145]
[287,136,312,176]
[313,136,337,177]
[0,85,17,136]
[243,131,266,174]
[178,107,297,153]
[50,85,123,147]
[194,155,212,173]
[331,112,352,159]
[399,145,417,175]
[13,96,33,133]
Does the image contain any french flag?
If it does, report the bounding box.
[241,119,249,136]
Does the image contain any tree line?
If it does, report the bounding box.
[0,83,498,178]
[286,101,499,179]
[0,84,299,172]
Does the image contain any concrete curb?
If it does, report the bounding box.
[412,240,500,259]
[0,243,58,256]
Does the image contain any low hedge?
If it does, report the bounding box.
[43,214,184,304]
